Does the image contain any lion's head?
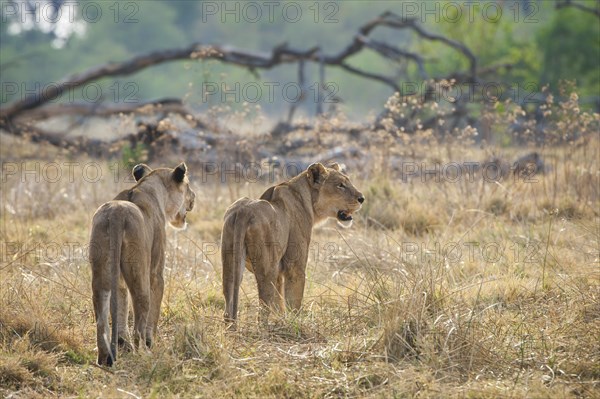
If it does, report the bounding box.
[307,162,364,228]
[132,162,196,229]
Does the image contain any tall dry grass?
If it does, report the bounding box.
[0,91,599,398]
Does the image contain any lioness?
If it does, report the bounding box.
[221,162,364,327]
[89,162,195,366]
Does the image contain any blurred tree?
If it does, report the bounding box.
[537,7,600,100]
[1,0,599,118]
[420,1,543,86]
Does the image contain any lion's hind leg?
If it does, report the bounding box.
[117,274,133,351]
[128,281,150,350]
[221,218,246,329]
[91,234,114,366]
[92,280,112,366]
[254,260,284,327]
[222,244,244,329]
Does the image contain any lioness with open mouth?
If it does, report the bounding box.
[221,162,364,328]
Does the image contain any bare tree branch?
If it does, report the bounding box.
[556,0,600,18]
[337,63,401,93]
[356,34,428,79]
[1,10,484,125]
[375,11,477,80]
[18,98,199,121]
[287,60,305,124]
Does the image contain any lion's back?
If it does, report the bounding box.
[89,201,147,263]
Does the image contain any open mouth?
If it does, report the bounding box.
[337,210,353,222]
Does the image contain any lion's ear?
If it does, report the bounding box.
[307,162,328,186]
[328,162,341,172]
[173,162,187,183]
[260,185,276,201]
[132,164,152,181]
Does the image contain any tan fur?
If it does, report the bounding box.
[221,163,364,327]
[89,163,195,366]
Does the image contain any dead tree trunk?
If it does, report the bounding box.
[1,11,507,145]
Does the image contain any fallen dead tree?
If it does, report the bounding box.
[0,10,513,150]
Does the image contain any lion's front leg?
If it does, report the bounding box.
[146,252,165,347]
[146,272,164,347]
[282,244,309,311]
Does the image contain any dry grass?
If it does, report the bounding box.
[1,95,599,398]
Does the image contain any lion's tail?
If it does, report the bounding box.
[108,215,124,365]
[222,212,247,326]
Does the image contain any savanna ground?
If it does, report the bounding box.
[1,92,599,398]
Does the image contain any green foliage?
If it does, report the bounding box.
[121,142,148,169]
[423,1,544,84]
[536,7,600,98]
[1,1,598,117]
[63,349,91,365]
